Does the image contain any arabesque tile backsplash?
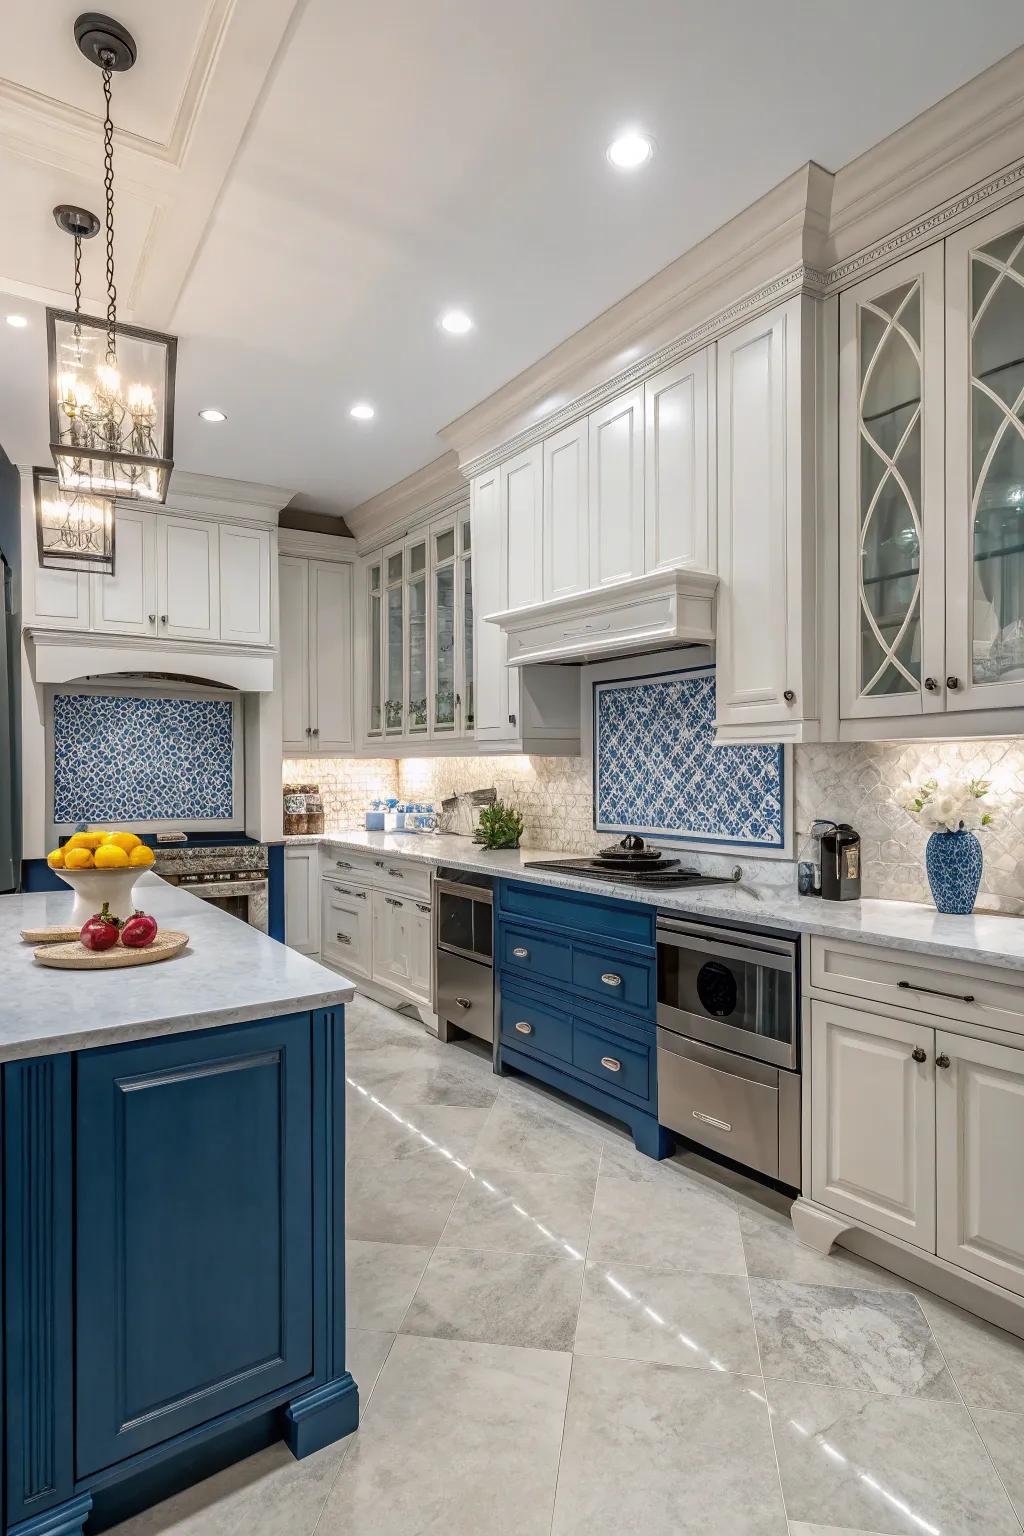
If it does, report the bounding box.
[286,740,1024,916]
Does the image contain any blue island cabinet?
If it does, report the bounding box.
[2,1008,357,1536]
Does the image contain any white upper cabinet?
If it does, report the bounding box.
[382,540,406,740]
[92,506,158,637]
[157,516,220,641]
[715,297,816,740]
[279,555,310,752]
[945,198,1024,715]
[839,246,945,722]
[33,565,91,630]
[644,349,715,573]
[588,387,644,588]
[280,556,353,754]
[472,465,512,743]
[406,532,430,740]
[542,419,589,600]
[219,525,272,647]
[310,559,353,752]
[502,446,543,611]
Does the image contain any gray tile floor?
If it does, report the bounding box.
[113,995,1024,1536]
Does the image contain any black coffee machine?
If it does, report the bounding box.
[810,820,862,901]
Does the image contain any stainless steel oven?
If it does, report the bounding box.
[435,870,493,1044]
[656,915,801,1187]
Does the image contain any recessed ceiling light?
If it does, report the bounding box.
[349,402,375,421]
[606,131,654,170]
[198,408,227,422]
[439,308,474,335]
[5,314,28,328]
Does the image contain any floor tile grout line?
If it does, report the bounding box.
[916,1298,1024,1536]
[743,1239,793,1534]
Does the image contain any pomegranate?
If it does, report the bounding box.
[80,902,120,952]
[121,910,158,949]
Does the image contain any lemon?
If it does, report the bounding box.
[47,847,66,869]
[67,831,105,851]
[95,843,130,869]
[64,847,94,869]
[106,831,142,853]
[128,845,155,867]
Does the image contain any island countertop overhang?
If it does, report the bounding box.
[0,873,355,1062]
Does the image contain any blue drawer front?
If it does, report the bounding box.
[499,881,654,949]
[571,943,652,1017]
[500,988,573,1064]
[501,925,572,985]
[572,1018,652,1105]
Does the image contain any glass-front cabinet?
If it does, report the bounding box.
[359,502,473,747]
[946,198,1024,713]
[839,193,1024,730]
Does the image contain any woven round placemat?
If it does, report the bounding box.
[21,925,81,944]
[32,931,189,970]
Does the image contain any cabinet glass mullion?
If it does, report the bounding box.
[384,549,404,735]
[367,562,382,737]
[432,525,457,733]
[406,539,428,734]
[460,517,473,731]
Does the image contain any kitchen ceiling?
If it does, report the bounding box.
[2,0,1024,514]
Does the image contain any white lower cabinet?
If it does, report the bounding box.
[372,890,418,999]
[810,999,936,1251]
[321,877,372,979]
[283,846,320,956]
[936,1030,1024,1297]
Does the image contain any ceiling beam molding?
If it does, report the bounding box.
[344,451,468,549]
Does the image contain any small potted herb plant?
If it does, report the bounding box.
[474,799,525,850]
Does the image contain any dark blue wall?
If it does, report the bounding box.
[0,445,20,892]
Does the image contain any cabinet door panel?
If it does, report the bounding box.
[220,525,271,645]
[284,845,319,953]
[75,1017,313,1475]
[839,245,945,720]
[588,388,644,587]
[543,420,589,600]
[407,900,433,1004]
[810,999,935,1250]
[322,878,372,978]
[280,556,310,751]
[644,350,713,573]
[158,517,219,640]
[372,888,414,994]
[33,565,90,629]
[936,1030,1024,1296]
[311,560,353,751]
[92,507,157,636]
[503,446,543,610]
[946,199,1024,712]
[471,467,512,741]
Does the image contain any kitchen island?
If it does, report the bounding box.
[0,876,357,1536]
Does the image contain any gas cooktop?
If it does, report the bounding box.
[524,837,741,890]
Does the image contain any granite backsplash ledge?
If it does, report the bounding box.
[284,739,1024,916]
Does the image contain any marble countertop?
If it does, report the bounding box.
[290,830,1024,973]
[0,874,355,1062]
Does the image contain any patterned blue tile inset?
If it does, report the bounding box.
[594,667,784,849]
[52,692,235,824]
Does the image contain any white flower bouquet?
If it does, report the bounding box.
[894,776,995,834]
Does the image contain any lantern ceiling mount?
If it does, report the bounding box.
[53,204,101,241]
[73,13,137,72]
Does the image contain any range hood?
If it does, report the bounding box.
[26,628,275,692]
[487,567,718,667]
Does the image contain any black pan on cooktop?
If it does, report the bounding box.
[524,855,741,890]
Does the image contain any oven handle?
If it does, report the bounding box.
[656,925,795,974]
[435,878,493,905]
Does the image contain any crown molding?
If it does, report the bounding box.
[164,469,294,523]
[278,527,357,561]
[345,452,469,550]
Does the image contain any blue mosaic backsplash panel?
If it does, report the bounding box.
[594,667,785,849]
[52,693,235,824]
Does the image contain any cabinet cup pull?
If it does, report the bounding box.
[385,896,402,907]
[512,946,529,959]
[936,1053,951,1069]
[335,860,353,869]
[386,867,404,877]
[601,972,622,988]
[333,885,365,900]
[335,932,352,945]
[600,1056,621,1072]
[897,980,975,1004]
[417,903,431,914]
[455,997,472,1010]
[514,1021,533,1035]
[911,1047,927,1063]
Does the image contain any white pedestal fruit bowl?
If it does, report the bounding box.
[54,867,147,925]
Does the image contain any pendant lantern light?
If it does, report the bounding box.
[45,15,177,506]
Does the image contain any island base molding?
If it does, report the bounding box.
[284,1375,360,1459]
[791,1195,1024,1341]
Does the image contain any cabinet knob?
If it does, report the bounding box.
[160,614,168,624]
[148,613,156,624]
[946,676,960,690]
[601,972,622,988]
[783,689,796,704]
[911,1047,927,1063]
[514,1021,533,1035]
[455,997,472,1010]
[512,946,529,959]
[924,676,938,692]
[508,713,517,727]
[312,726,319,736]
[306,727,312,736]
[600,1056,622,1073]
[936,1053,951,1069]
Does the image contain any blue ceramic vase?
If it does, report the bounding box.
[925,829,983,915]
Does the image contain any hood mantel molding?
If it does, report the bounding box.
[26,628,275,693]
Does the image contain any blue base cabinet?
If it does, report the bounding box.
[495,881,674,1160]
[2,1009,357,1535]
